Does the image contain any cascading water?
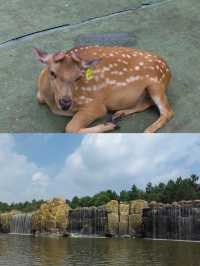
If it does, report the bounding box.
[10,213,32,235]
[69,206,107,236]
[143,204,200,241]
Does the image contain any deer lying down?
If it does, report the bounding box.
[33,45,174,133]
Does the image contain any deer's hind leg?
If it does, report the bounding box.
[144,83,174,133]
[113,96,154,119]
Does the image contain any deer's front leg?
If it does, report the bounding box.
[65,104,117,133]
[37,91,46,105]
[51,108,74,117]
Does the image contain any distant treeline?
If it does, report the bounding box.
[0,200,46,214]
[0,175,200,213]
[69,175,200,208]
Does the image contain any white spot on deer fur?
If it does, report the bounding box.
[117,59,122,62]
[107,78,117,85]
[94,76,99,82]
[135,66,140,71]
[94,69,100,74]
[122,54,126,58]
[156,65,160,70]
[93,52,97,56]
[160,68,164,74]
[127,55,131,58]
[108,80,117,85]
[92,85,97,91]
[80,96,86,100]
[116,82,127,87]
[86,98,93,103]
[150,77,159,83]
[123,68,128,72]
[139,62,144,66]
[109,53,114,57]
[102,67,110,72]
[111,71,118,75]
[149,66,155,70]
[114,63,118,67]
[123,60,128,65]
[109,64,113,68]
[126,76,142,83]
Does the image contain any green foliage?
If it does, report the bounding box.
[0,175,200,212]
[70,190,119,208]
[68,175,200,208]
[0,200,45,214]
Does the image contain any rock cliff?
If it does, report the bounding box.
[31,198,70,234]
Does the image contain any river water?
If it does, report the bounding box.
[0,234,200,266]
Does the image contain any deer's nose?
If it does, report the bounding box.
[59,97,72,111]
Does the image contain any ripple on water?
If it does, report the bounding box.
[0,234,200,266]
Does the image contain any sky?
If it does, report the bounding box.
[0,133,200,203]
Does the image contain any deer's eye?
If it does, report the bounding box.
[50,71,57,79]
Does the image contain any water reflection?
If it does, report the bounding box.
[0,234,200,266]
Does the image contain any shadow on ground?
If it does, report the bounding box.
[0,0,200,132]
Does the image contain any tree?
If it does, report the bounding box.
[71,196,80,209]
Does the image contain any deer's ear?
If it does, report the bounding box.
[71,51,82,64]
[33,48,49,64]
[71,51,101,69]
[53,51,66,62]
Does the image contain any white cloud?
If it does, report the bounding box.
[0,135,50,203]
[51,134,200,199]
[32,172,49,186]
[0,134,200,202]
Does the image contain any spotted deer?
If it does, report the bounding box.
[33,45,174,133]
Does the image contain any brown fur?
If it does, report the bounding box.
[34,45,174,133]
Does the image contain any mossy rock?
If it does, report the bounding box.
[120,203,129,215]
[105,200,119,214]
[129,200,148,215]
[32,198,70,233]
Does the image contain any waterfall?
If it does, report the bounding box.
[10,213,32,235]
[69,206,107,236]
[143,204,200,241]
